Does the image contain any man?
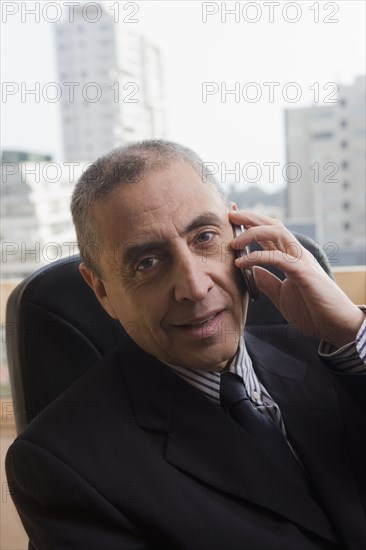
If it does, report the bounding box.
[6,140,366,549]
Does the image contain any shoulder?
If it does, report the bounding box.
[245,324,322,364]
[12,338,148,453]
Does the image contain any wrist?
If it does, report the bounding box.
[328,308,366,349]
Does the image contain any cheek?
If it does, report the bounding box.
[222,259,248,311]
[233,264,247,297]
[220,248,244,294]
[123,295,166,337]
[143,297,169,331]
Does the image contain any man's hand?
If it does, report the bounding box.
[229,210,365,349]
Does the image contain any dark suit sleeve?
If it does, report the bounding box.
[330,370,366,412]
[6,439,150,550]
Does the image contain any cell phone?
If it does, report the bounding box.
[232,224,260,302]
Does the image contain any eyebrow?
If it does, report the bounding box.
[121,211,225,266]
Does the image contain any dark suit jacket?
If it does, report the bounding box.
[6,326,366,550]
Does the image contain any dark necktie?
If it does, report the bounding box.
[220,371,310,490]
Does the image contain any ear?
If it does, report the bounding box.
[79,263,118,320]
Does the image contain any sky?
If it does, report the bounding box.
[1,0,365,191]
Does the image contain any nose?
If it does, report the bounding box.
[173,249,214,303]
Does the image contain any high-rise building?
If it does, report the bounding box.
[1,161,84,279]
[285,76,365,264]
[54,4,164,162]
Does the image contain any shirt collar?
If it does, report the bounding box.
[164,334,254,406]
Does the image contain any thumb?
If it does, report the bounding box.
[254,266,282,309]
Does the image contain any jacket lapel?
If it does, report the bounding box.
[120,340,338,543]
[245,327,366,548]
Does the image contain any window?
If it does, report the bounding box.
[342,161,349,170]
[340,141,348,148]
[343,222,351,230]
[343,181,350,189]
[311,110,334,119]
[340,99,347,107]
[342,201,350,210]
[340,119,348,128]
[311,132,333,140]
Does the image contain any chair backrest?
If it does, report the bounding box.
[6,256,129,432]
[6,233,334,433]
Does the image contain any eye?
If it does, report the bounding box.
[196,231,216,244]
[136,257,159,271]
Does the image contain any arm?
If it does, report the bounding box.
[6,439,150,550]
[319,315,366,409]
[319,308,366,368]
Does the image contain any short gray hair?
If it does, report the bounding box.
[71,139,228,276]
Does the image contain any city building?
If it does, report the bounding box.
[1,161,85,279]
[285,76,365,265]
[1,151,52,163]
[54,4,164,162]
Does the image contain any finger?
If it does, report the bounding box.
[235,248,308,279]
[231,225,303,258]
[231,226,278,252]
[253,266,283,310]
[228,209,283,228]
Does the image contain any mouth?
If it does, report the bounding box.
[174,310,224,339]
[179,312,220,327]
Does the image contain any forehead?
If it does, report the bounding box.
[93,162,227,244]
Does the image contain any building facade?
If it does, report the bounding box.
[1,151,52,163]
[54,4,164,162]
[1,161,84,279]
[285,76,365,264]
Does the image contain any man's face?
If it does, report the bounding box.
[87,161,248,372]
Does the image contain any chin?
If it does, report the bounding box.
[185,343,239,372]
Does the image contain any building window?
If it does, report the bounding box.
[342,161,349,170]
[311,110,334,119]
[342,201,350,210]
[343,222,351,230]
[340,141,348,148]
[311,132,334,140]
[340,119,348,128]
[343,181,350,189]
[340,99,347,107]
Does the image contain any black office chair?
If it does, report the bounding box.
[5,256,129,433]
[6,233,334,433]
